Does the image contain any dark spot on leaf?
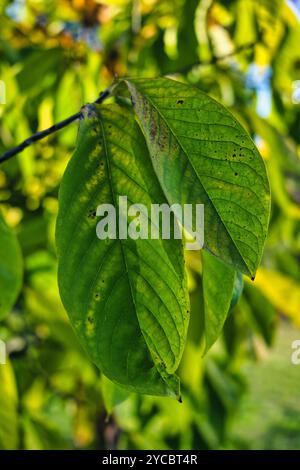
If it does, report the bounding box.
[233,154,236,158]
[130,95,136,107]
[251,276,255,281]
[88,316,94,324]
[234,172,238,176]
[158,133,167,150]
[150,121,157,139]
[178,396,183,403]
[177,99,184,105]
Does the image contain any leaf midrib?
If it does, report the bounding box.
[98,111,176,379]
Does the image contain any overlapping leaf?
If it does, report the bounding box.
[202,251,236,353]
[56,104,189,397]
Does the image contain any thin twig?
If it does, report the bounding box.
[0,88,111,164]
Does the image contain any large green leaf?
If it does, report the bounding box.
[56,104,189,397]
[123,77,270,278]
[202,251,236,353]
[0,214,23,319]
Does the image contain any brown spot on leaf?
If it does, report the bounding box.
[150,121,157,140]
[130,95,136,107]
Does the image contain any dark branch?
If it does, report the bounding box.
[0,42,257,164]
[0,88,111,164]
[0,112,82,164]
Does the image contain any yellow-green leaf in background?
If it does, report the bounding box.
[253,268,300,326]
[0,213,23,319]
[0,359,19,450]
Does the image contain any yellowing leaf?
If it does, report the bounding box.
[0,359,19,450]
[253,268,300,326]
[0,214,23,319]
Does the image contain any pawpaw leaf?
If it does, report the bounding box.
[0,213,23,320]
[56,104,189,397]
[123,77,270,278]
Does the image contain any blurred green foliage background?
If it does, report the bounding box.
[0,0,300,450]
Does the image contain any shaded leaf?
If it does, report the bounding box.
[202,251,236,353]
[243,282,277,346]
